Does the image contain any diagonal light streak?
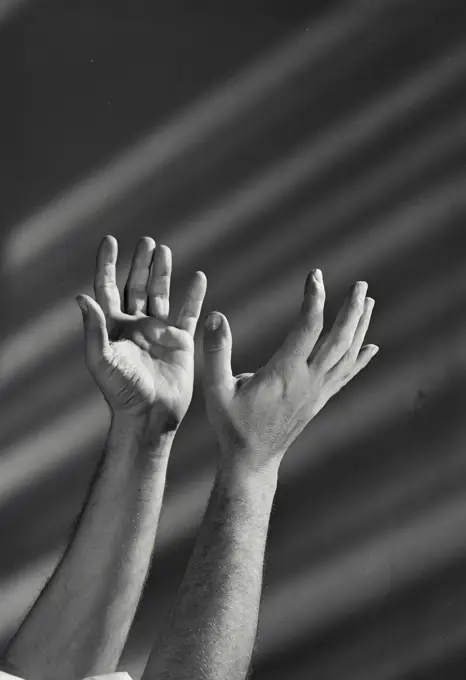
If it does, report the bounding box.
[0,296,86,389]
[0,213,459,495]
[0,0,29,23]
[280,297,466,480]
[0,551,59,645]
[220,169,466,355]
[261,260,466,574]
[166,45,466,263]
[2,310,465,654]
[0,360,92,449]
[1,110,463,443]
[3,290,463,557]
[208,112,466,305]
[3,2,466,672]
[2,51,465,397]
[269,550,466,680]
[126,308,466,552]
[347,619,466,680]
[257,478,466,661]
[0,394,107,509]
[0,262,132,390]
[261,608,466,680]
[365,623,466,680]
[3,1,379,271]
[1,169,465,518]
[0,282,463,680]
[2,138,465,548]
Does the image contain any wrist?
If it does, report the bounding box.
[214,463,278,517]
[110,409,176,460]
[216,445,280,494]
[111,402,180,434]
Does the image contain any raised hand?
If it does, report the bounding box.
[202,269,378,471]
[76,235,207,429]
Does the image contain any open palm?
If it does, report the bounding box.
[77,236,207,427]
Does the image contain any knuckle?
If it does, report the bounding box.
[95,281,114,292]
[304,289,324,314]
[128,282,147,293]
[150,274,170,290]
[205,340,230,353]
[340,364,353,381]
[153,290,169,299]
[343,346,357,364]
[311,288,326,309]
[349,296,364,313]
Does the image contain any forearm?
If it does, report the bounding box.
[6,410,174,680]
[143,453,278,680]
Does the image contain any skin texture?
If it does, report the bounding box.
[143,269,378,680]
[5,236,207,680]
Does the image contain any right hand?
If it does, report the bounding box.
[76,235,207,430]
[202,269,378,474]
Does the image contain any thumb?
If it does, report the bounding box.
[203,311,233,389]
[76,294,109,364]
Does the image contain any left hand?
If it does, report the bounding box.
[76,235,207,430]
[202,270,378,471]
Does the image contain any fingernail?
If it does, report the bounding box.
[371,345,379,356]
[206,312,221,331]
[76,296,88,314]
[312,268,322,283]
[352,281,368,295]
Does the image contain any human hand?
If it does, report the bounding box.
[202,270,378,472]
[77,235,207,430]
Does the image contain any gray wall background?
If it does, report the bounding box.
[1,1,466,678]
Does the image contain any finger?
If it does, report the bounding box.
[343,344,379,385]
[307,330,328,366]
[271,269,325,366]
[148,244,172,320]
[76,295,110,366]
[312,280,367,372]
[176,271,207,336]
[124,237,156,315]
[203,312,233,388]
[327,296,375,379]
[94,235,121,315]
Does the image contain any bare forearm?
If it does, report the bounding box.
[6,410,174,680]
[144,455,278,680]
